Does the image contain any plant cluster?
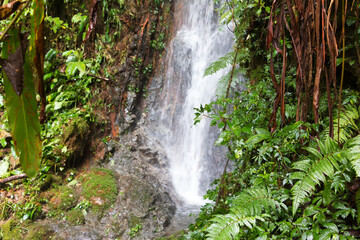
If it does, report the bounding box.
[184,0,360,239]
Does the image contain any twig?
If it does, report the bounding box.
[86,73,109,81]
[0,173,27,185]
[215,38,242,208]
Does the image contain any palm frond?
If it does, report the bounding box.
[206,188,285,240]
[291,137,341,216]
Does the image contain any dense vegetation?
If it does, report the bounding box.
[1,0,360,239]
[0,0,171,238]
[184,0,360,239]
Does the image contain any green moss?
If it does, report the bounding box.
[128,214,141,229]
[24,225,53,240]
[39,174,62,191]
[1,218,22,240]
[81,168,117,214]
[66,209,85,225]
[60,117,90,164]
[48,186,78,211]
[61,117,89,142]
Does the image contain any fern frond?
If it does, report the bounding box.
[325,105,360,143]
[291,137,341,216]
[344,135,360,176]
[204,52,235,77]
[231,188,286,214]
[356,189,360,225]
[215,68,245,97]
[206,188,285,240]
[206,212,263,240]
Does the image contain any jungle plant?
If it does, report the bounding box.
[186,0,360,238]
[0,1,44,178]
[128,224,142,238]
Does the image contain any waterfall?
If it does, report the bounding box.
[148,0,234,205]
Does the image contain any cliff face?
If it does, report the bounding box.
[49,0,179,238]
[1,1,179,239]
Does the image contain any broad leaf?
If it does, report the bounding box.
[2,29,42,178]
[0,160,10,178]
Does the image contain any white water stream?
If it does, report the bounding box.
[150,0,233,205]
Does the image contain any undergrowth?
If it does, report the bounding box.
[183,0,360,239]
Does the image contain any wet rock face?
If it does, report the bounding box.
[44,131,176,240]
[12,134,176,240]
[104,128,176,239]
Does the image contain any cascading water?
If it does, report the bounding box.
[148,0,234,205]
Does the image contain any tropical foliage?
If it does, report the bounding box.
[184,0,360,239]
[0,1,171,232]
[0,0,44,178]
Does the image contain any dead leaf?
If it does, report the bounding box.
[0,45,24,95]
[0,0,25,20]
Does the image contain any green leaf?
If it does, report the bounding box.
[2,29,42,178]
[204,52,235,77]
[291,137,340,216]
[65,62,78,76]
[0,138,7,148]
[0,160,10,178]
[66,54,79,63]
[54,101,63,110]
[65,61,86,77]
[206,188,285,240]
[246,130,270,146]
[76,62,86,77]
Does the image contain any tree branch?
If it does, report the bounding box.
[0,173,27,185]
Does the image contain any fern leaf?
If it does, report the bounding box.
[206,188,285,240]
[291,159,312,172]
[292,137,341,216]
[204,52,235,77]
[206,210,263,240]
[325,105,360,143]
[345,135,360,176]
[356,189,360,225]
[215,68,245,97]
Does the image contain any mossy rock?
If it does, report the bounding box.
[155,230,186,240]
[24,225,53,240]
[48,185,78,211]
[1,218,22,240]
[66,209,85,225]
[128,214,142,229]
[39,174,62,191]
[60,117,90,166]
[81,168,118,214]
